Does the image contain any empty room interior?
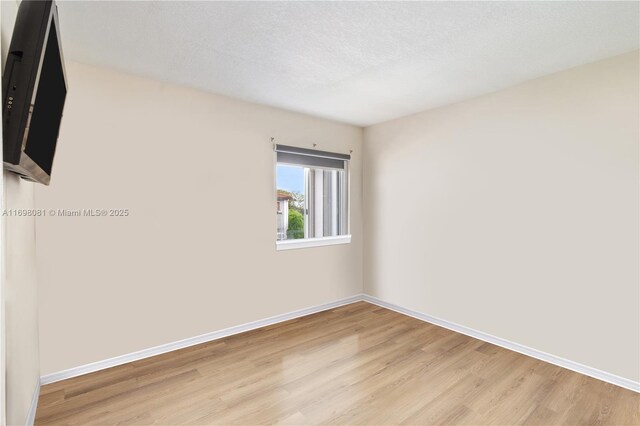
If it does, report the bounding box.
[1,1,639,425]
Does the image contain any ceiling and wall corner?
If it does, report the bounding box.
[55,1,639,126]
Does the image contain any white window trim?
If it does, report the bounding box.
[276,235,352,251]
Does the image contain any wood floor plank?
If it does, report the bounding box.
[35,301,640,425]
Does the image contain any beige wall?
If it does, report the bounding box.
[3,174,38,426]
[363,51,640,382]
[35,61,363,375]
[2,0,41,424]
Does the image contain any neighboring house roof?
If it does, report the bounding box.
[277,191,292,200]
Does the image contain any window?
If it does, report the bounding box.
[275,144,350,250]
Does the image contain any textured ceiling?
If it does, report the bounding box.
[56,1,639,126]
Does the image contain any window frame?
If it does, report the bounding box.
[274,145,352,251]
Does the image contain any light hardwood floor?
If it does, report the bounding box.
[36,302,639,425]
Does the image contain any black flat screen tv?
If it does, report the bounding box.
[2,0,67,185]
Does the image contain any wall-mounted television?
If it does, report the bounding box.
[2,0,67,185]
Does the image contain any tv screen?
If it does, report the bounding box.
[2,0,67,185]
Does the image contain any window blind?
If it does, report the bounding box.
[275,144,350,170]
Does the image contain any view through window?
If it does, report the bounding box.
[276,165,306,240]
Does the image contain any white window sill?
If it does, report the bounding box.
[276,235,351,251]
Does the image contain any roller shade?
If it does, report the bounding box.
[275,144,350,170]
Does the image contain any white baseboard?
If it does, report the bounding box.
[40,294,364,385]
[362,294,640,393]
[40,293,639,394]
[25,378,40,426]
